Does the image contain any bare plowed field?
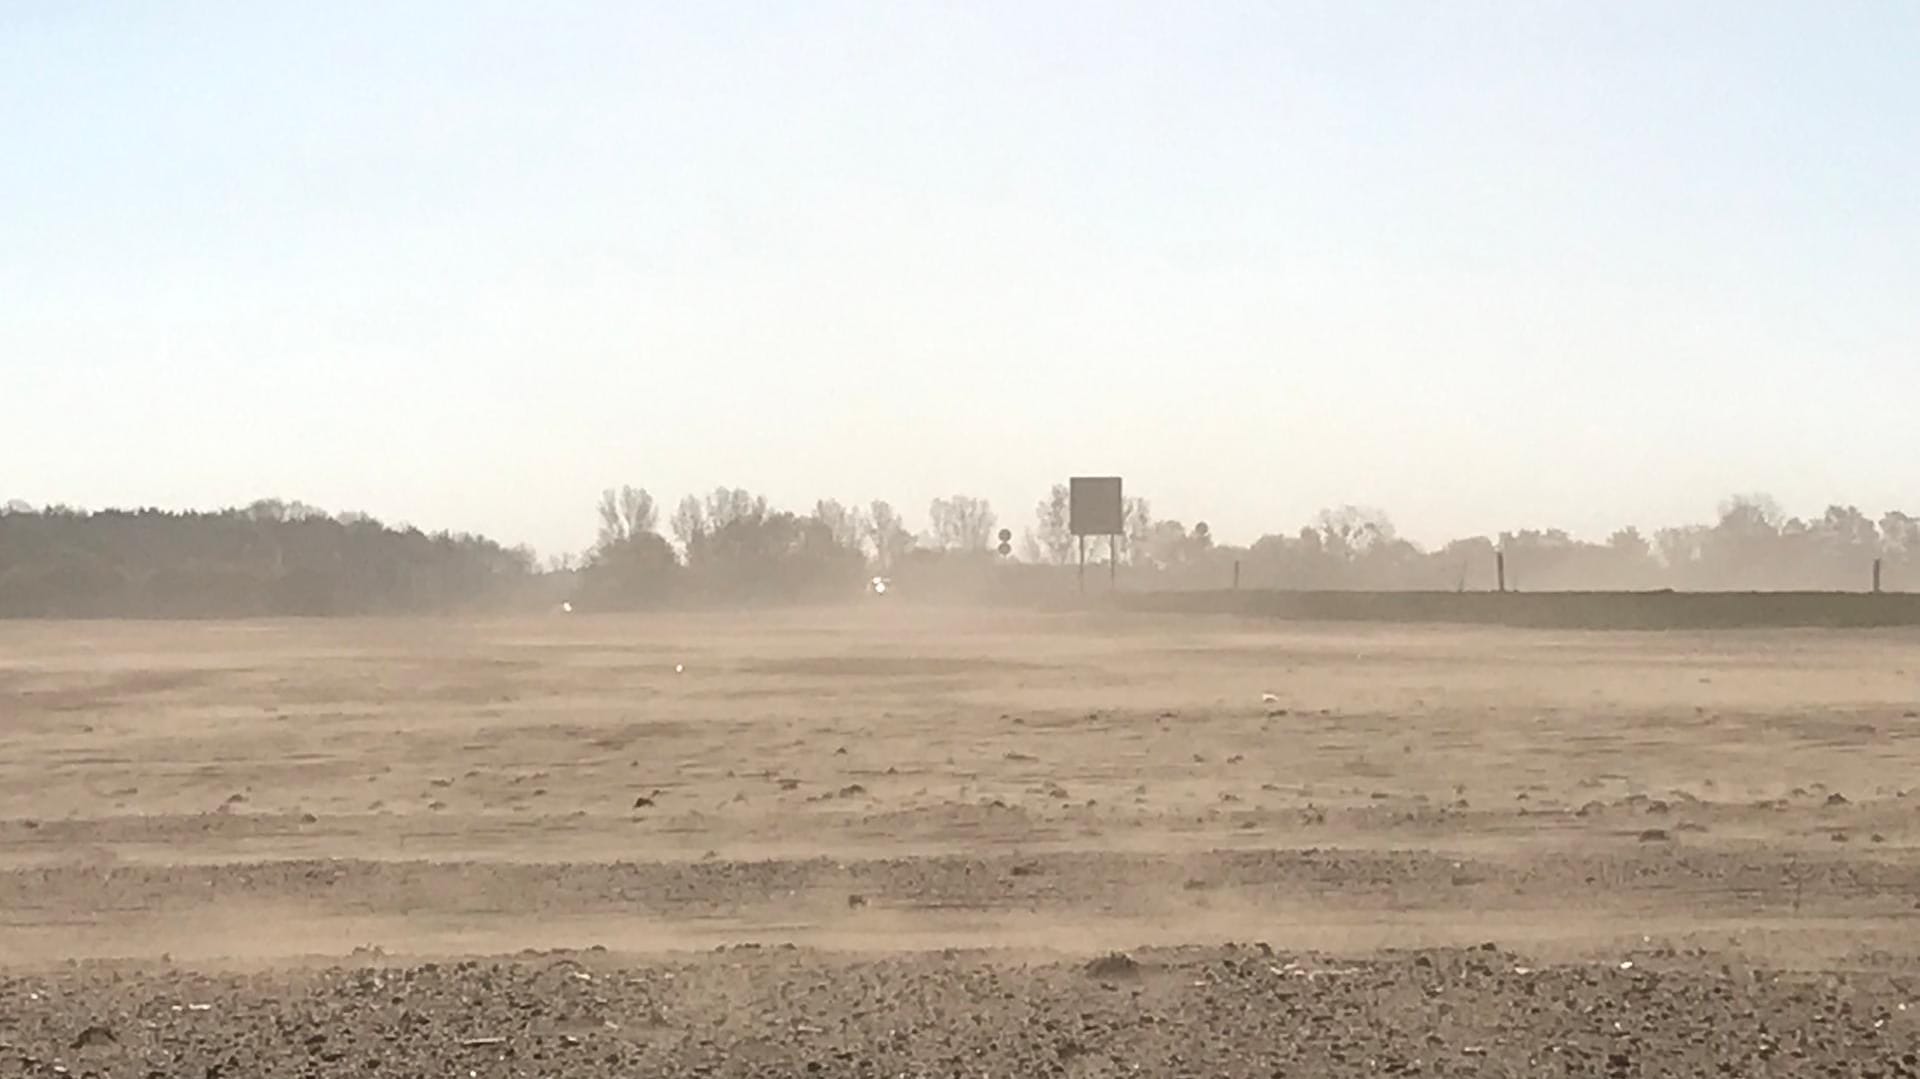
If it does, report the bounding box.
[4,608,1919,1074]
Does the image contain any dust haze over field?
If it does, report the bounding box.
[8,1,1920,1074]
[4,488,1920,622]
[5,608,1920,1074]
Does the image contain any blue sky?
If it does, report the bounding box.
[4,2,1915,555]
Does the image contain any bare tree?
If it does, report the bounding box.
[1019,529,1045,563]
[703,487,767,531]
[928,495,997,552]
[1718,493,1784,533]
[580,492,679,608]
[596,486,658,551]
[1607,527,1652,561]
[1882,511,1920,558]
[1656,524,1708,573]
[1123,496,1153,566]
[863,500,914,571]
[1312,506,1396,561]
[1703,492,1787,588]
[1031,484,1073,564]
[669,495,708,555]
[812,499,863,555]
[1135,520,1207,571]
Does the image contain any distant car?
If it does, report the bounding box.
[868,576,891,596]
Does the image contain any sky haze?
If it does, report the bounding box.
[4,3,1915,555]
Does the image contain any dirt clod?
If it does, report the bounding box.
[1084,952,1141,980]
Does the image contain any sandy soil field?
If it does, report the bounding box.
[4,606,1920,1075]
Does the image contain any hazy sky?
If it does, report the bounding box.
[4,3,1915,556]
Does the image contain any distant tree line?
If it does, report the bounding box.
[5,488,1916,617]
[0,500,535,617]
[1018,489,1918,594]
[574,484,1920,609]
[572,487,1002,609]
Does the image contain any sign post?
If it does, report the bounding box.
[1068,477,1124,595]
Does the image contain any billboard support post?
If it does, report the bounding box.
[1069,476,1124,596]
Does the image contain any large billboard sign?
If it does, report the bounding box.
[1069,477,1123,536]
